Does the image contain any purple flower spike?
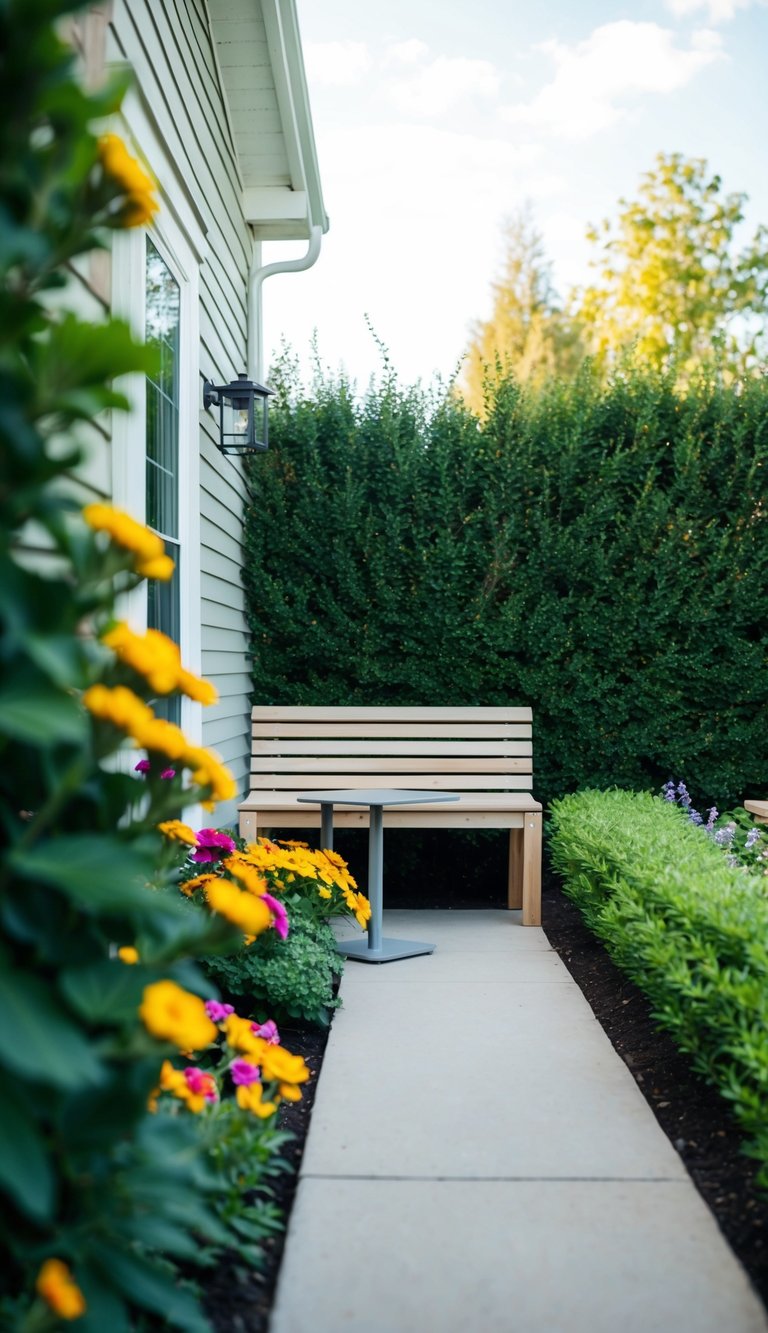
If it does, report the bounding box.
[204,1000,235,1022]
[231,1058,261,1086]
[134,759,152,774]
[160,768,176,780]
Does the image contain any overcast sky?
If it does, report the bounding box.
[260,0,768,392]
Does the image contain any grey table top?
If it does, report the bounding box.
[296,788,460,807]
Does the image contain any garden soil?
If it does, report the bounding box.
[204,858,768,1329]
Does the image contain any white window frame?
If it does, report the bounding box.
[110,86,208,755]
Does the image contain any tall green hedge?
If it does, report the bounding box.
[243,357,768,810]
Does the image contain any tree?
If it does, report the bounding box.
[574,152,768,382]
[461,207,584,415]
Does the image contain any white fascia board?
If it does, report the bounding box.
[259,0,329,235]
[243,186,308,224]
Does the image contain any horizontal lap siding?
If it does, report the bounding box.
[112,0,254,820]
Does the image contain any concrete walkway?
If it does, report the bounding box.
[270,911,767,1333]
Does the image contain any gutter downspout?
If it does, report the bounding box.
[248,224,323,382]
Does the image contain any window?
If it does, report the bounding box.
[145,239,181,724]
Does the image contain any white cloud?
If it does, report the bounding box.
[383,38,430,66]
[666,0,766,23]
[304,40,371,87]
[385,52,500,118]
[500,21,723,139]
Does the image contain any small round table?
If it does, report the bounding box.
[296,788,460,963]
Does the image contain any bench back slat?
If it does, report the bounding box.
[251,705,531,723]
[246,705,534,800]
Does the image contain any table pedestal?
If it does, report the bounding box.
[337,806,435,963]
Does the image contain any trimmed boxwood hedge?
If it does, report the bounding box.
[243,357,768,811]
[549,787,768,1183]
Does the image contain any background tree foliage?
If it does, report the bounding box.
[461,207,583,415]
[245,357,768,846]
[575,152,768,381]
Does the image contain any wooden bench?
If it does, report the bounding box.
[238,706,543,925]
[745,800,768,825]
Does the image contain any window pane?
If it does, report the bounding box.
[145,238,182,729]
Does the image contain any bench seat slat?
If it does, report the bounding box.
[240,791,541,812]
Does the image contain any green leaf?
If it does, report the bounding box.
[0,967,102,1088]
[60,959,146,1024]
[0,1085,55,1221]
[11,835,159,913]
[90,1243,211,1332]
[0,675,86,745]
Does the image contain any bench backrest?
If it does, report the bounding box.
[249,706,533,796]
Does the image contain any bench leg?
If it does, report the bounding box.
[240,812,258,843]
[507,829,523,910]
[522,812,542,926]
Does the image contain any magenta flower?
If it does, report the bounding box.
[134,759,152,774]
[192,827,237,862]
[252,1019,280,1045]
[183,1066,218,1102]
[262,892,289,940]
[204,1000,235,1022]
[160,768,176,780]
[231,1058,261,1086]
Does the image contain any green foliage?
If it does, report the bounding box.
[549,788,768,1184]
[0,4,293,1327]
[244,355,768,815]
[574,152,768,382]
[204,916,342,1027]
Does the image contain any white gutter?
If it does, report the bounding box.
[248,223,323,382]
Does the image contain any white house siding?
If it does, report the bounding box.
[109,0,255,823]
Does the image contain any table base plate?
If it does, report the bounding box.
[337,937,435,964]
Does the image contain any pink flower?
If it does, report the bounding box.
[231,1058,261,1086]
[252,1019,280,1045]
[192,827,237,862]
[263,892,289,940]
[160,768,176,780]
[183,1066,218,1102]
[134,759,152,774]
[204,1000,235,1022]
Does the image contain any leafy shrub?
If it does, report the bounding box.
[549,788,768,1184]
[244,355,768,813]
[0,6,306,1327]
[204,915,343,1027]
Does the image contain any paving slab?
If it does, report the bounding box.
[270,911,767,1333]
[271,1179,767,1333]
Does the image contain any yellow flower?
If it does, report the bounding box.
[103,623,180,694]
[140,980,217,1051]
[318,886,332,900]
[236,1082,278,1117]
[158,819,197,846]
[177,668,219,706]
[117,946,139,964]
[83,683,155,736]
[221,856,269,897]
[98,133,159,227]
[259,1043,310,1093]
[36,1259,86,1321]
[224,1013,265,1056]
[205,878,272,937]
[180,872,216,897]
[83,503,173,579]
[134,716,189,761]
[158,1059,216,1114]
[186,746,238,805]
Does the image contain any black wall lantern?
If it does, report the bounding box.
[203,372,273,455]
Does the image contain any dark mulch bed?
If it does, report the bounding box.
[201,841,768,1326]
